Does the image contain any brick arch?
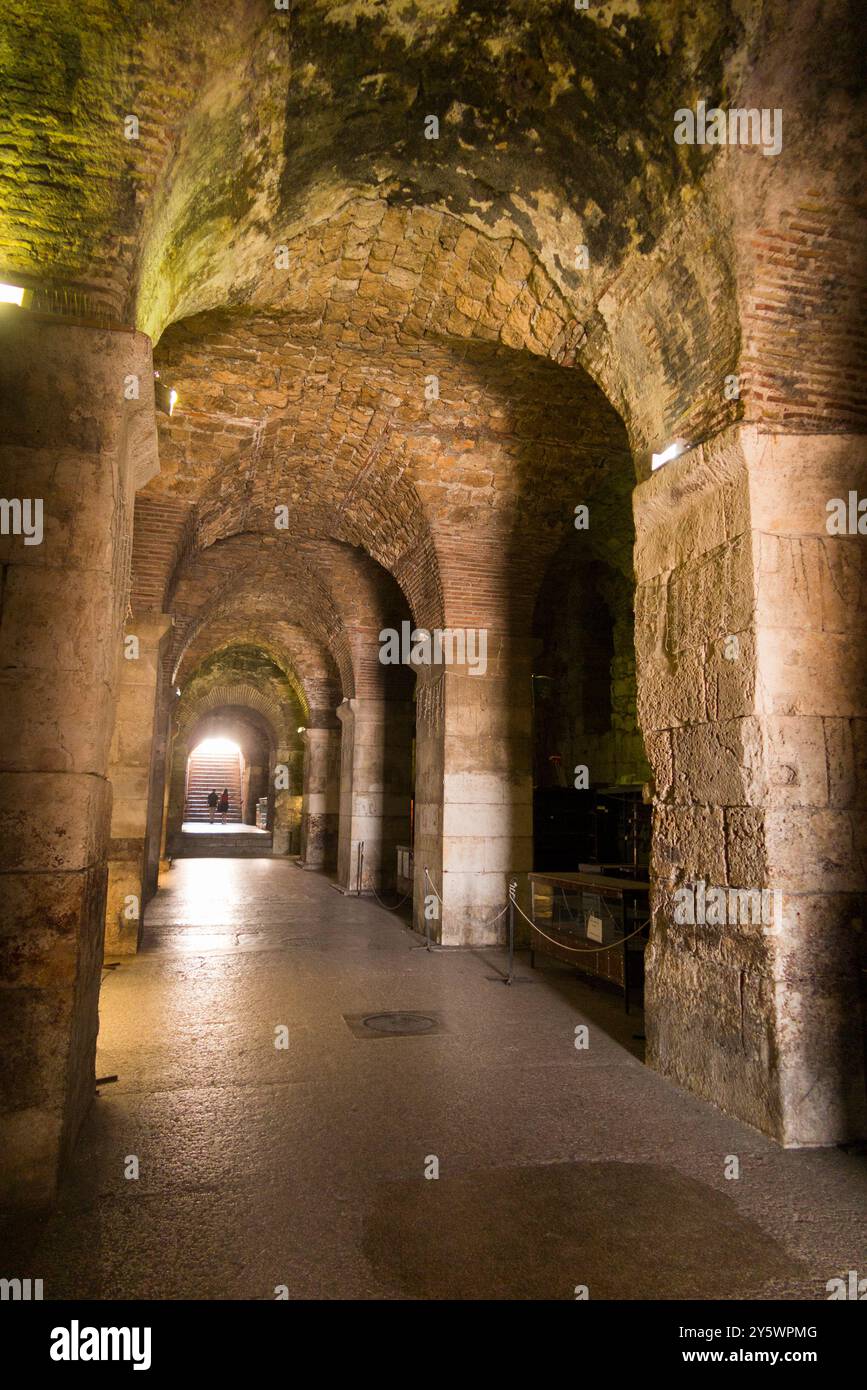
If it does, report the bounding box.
[187,401,442,630]
[176,621,340,726]
[167,537,351,694]
[125,3,760,461]
[167,531,413,704]
[178,682,292,748]
[149,300,636,642]
[4,4,856,457]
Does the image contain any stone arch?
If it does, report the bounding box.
[166,648,308,856]
[176,623,340,728]
[177,681,292,746]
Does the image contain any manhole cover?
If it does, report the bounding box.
[343,1010,444,1039]
[362,1012,436,1035]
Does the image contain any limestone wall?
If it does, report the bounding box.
[636,424,867,1146]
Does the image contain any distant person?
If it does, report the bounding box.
[218,787,230,824]
[207,789,218,823]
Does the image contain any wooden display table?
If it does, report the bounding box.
[527,870,650,1013]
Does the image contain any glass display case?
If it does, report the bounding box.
[528,870,650,1012]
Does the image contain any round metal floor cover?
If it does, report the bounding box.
[362,1012,436,1035]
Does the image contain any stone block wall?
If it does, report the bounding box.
[636,424,866,1146]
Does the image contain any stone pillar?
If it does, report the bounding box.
[143,683,172,898]
[244,756,269,827]
[299,726,340,869]
[336,698,413,893]
[273,743,303,855]
[636,424,866,1146]
[413,640,535,945]
[105,615,171,955]
[413,670,445,935]
[164,735,188,853]
[0,312,158,1205]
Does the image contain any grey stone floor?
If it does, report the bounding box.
[180,822,269,835]
[6,858,866,1300]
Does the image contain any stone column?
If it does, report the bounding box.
[0,312,158,1205]
[299,726,340,869]
[413,639,535,945]
[163,732,189,855]
[272,743,303,855]
[104,614,171,955]
[143,682,173,898]
[336,698,413,893]
[244,756,269,827]
[636,424,866,1146]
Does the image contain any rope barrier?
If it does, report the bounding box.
[511,896,650,953]
[369,882,413,911]
[424,866,644,950]
[423,866,509,930]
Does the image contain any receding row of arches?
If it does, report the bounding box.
[1,0,863,1215]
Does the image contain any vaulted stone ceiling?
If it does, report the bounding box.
[3,0,747,319]
[176,641,306,745]
[4,1,860,445]
[5,0,862,717]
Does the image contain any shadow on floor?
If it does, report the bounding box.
[363,1159,806,1300]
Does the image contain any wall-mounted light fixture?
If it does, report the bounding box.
[651,439,688,471]
[0,283,30,307]
[154,371,178,416]
[297,726,306,735]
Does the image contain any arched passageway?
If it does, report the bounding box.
[184,737,244,824]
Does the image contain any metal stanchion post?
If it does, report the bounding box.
[423,867,431,950]
[413,866,439,952]
[422,865,432,950]
[505,880,517,984]
[356,840,364,895]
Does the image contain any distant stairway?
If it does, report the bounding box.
[185,750,242,823]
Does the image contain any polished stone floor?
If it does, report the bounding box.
[6,859,866,1299]
[180,821,269,834]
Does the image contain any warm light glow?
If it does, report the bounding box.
[169,388,178,415]
[0,283,25,306]
[651,440,687,470]
[192,737,240,758]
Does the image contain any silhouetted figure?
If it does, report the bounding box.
[219,788,230,824]
[207,789,218,823]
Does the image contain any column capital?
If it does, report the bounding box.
[301,725,338,745]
